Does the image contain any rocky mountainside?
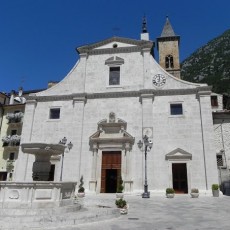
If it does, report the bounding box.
[181,29,230,94]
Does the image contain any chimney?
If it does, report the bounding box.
[9,90,15,105]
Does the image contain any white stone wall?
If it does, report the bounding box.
[15,37,219,194]
[16,92,219,192]
[213,114,230,171]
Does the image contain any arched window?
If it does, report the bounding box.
[165,55,174,69]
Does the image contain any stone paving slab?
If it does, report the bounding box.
[1,194,230,230]
[50,194,230,230]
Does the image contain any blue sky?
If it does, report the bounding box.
[0,0,229,93]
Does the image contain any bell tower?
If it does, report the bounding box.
[157,17,181,79]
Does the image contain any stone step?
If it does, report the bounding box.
[0,204,81,216]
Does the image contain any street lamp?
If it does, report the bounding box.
[59,137,73,181]
[137,135,153,198]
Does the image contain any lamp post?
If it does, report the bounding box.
[137,135,153,198]
[59,137,73,181]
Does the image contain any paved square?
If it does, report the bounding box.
[66,194,230,230]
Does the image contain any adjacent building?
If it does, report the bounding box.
[0,90,24,181]
[0,88,43,181]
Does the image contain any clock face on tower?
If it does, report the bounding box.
[152,74,166,87]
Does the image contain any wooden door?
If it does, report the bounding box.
[101,151,121,193]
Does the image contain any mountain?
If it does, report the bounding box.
[181,29,230,94]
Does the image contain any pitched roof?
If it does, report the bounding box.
[160,17,176,37]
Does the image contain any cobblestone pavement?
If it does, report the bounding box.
[60,194,230,230]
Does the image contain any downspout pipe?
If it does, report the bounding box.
[198,93,208,190]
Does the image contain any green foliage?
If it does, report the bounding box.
[115,198,127,208]
[116,177,124,193]
[78,175,85,193]
[212,184,219,190]
[166,188,175,194]
[181,29,230,94]
[191,188,199,193]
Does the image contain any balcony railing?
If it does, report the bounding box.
[2,135,21,147]
[6,112,24,124]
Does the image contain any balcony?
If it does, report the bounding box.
[6,112,24,124]
[2,135,21,148]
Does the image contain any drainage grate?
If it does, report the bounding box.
[128,217,139,220]
[97,205,111,208]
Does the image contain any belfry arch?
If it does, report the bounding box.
[89,113,135,193]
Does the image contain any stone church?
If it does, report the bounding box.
[14,17,219,195]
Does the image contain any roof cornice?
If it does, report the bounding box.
[77,36,154,55]
[27,86,212,102]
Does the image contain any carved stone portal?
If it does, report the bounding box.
[90,116,134,151]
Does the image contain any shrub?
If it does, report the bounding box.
[166,188,175,194]
[116,177,124,193]
[115,198,127,208]
[78,175,85,193]
[191,188,199,193]
[212,184,219,190]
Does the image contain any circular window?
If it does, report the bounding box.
[113,43,118,48]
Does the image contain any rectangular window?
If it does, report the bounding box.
[217,155,223,167]
[211,96,218,107]
[48,164,55,181]
[49,108,60,119]
[170,104,183,115]
[9,153,15,160]
[11,130,17,135]
[109,67,120,85]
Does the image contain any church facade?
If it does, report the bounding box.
[14,18,219,195]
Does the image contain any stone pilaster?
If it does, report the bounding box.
[71,97,86,181]
[142,48,151,89]
[140,93,154,129]
[79,53,88,91]
[198,91,219,190]
[15,99,37,181]
[89,143,98,192]
[124,143,133,192]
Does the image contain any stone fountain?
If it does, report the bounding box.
[0,143,77,208]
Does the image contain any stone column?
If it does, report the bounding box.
[124,143,133,192]
[89,143,98,192]
[124,143,131,179]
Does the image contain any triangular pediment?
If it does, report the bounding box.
[165,148,192,160]
[95,41,136,49]
[77,36,153,54]
[105,56,124,65]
